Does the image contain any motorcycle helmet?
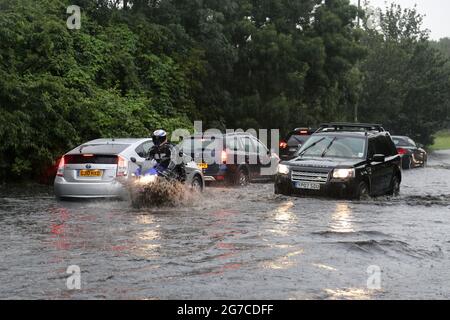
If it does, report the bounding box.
[152,129,168,146]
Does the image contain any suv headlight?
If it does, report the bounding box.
[277,164,290,175]
[332,168,355,179]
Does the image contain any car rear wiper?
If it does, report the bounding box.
[297,137,326,158]
[321,137,337,157]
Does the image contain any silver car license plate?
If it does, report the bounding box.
[296,181,321,190]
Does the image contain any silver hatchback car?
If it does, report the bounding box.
[54,138,153,199]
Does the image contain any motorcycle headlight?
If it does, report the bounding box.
[332,168,355,179]
[277,164,290,175]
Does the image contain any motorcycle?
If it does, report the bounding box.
[130,157,204,192]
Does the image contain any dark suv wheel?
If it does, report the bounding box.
[274,183,292,196]
[388,175,400,196]
[355,181,370,200]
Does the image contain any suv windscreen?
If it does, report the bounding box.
[297,135,366,159]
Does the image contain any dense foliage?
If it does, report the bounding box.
[358,3,450,145]
[0,0,449,181]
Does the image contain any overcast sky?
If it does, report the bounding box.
[350,0,450,40]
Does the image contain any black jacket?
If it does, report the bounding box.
[147,142,179,172]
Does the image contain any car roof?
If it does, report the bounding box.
[86,138,151,144]
[391,135,410,140]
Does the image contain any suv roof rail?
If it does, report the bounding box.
[316,122,385,133]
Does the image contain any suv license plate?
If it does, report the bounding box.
[296,182,321,190]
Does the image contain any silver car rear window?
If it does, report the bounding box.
[69,144,130,155]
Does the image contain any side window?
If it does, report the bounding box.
[135,141,153,158]
[135,145,144,157]
[226,136,242,151]
[142,141,153,156]
[243,137,257,153]
[387,137,399,156]
[368,138,376,159]
[254,139,268,156]
[374,136,392,156]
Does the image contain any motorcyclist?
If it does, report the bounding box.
[147,129,186,181]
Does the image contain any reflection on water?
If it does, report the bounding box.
[269,201,297,236]
[131,215,161,259]
[262,249,303,270]
[313,263,337,271]
[330,202,354,233]
[274,201,295,222]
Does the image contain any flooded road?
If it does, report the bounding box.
[1,151,450,300]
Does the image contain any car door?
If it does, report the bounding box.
[367,137,389,195]
[253,138,275,178]
[375,135,397,192]
[241,136,259,179]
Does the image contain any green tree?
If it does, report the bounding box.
[359,3,450,145]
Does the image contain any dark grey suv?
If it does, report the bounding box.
[275,123,402,199]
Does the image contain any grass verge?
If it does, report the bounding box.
[431,130,450,151]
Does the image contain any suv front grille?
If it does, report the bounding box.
[291,169,330,184]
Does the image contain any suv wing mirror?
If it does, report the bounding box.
[372,154,385,162]
[130,157,137,163]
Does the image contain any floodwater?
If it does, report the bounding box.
[1,151,450,300]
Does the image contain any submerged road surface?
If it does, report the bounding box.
[1,150,450,299]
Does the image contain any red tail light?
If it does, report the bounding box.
[279,141,288,149]
[397,148,407,155]
[56,156,65,177]
[117,156,128,176]
[221,150,228,164]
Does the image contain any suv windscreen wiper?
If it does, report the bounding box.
[297,137,326,158]
[321,137,337,157]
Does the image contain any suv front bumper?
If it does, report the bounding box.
[275,174,359,198]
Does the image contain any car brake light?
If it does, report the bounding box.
[279,141,288,149]
[397,148,407,155]
[56,156,65,177]
[221,150,228,164]
[299,130,308,134]
[117,156,128,176]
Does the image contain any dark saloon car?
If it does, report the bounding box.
[391,136,427,169]
[275,123,402,199]
[180,133,279,186]
[279,128,315,160]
